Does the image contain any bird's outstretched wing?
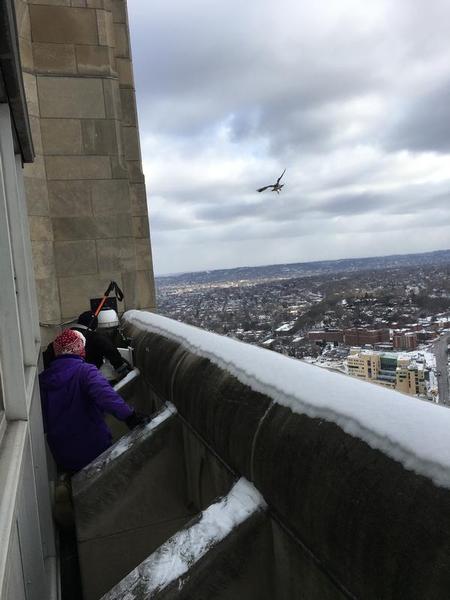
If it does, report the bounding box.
[257,185,272,193]
[276,169,286,185]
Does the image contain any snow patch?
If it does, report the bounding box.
[101,478,265,599]
[113,368,140,393]
[124,310,450,489]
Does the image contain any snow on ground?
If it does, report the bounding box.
[124,311,450,489]
[102,478,265,599]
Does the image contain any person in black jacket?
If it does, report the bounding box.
[43,311,131,379]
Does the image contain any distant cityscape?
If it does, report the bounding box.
[156,249,450,403]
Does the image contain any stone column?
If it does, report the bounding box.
[16,0,155,339]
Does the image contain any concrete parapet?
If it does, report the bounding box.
[118,312,450,600]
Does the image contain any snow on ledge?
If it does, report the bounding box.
[124,310,450,489]
[101,478,265,599]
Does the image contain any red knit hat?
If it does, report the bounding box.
[53,329,86,358]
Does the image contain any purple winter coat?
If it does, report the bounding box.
[39,354,133,472]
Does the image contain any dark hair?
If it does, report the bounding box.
[77,311,98,330]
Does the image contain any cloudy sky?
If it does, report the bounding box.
[128,0,450,275]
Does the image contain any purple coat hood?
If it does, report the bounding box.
[39,355,133,472]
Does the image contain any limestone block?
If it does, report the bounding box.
[53,214,132,240]
[19,37,34,71]
[76,45,112,75]
[96,237,136,272]
[29,0,71,5]
[129,183,147,216]
[87,0,104,7]
[110,156,127,179]
[29,116,43,154]
[24,153,46,179]
[96,9,114,46]
[96,214,132,238]
[31,241,55,279]
[41,119,82,155]
[111,0,126,23]
[45,155,111,180]
[30,6,98,45]
[116,57,133,86]
[134,270,156,309]
[71,0,87,6]
[23,72,39,117]
[55,240,97,275]
[58,272,123,318]
[48,180,92,216]
[122,126,140,161]
[132,216,150,238]
[113,23,129,57]
[35,276,61,323]
[15,0,31,39]
[33,42,76,74]
[126,160,144,183]
[103,79,121,119]
[91,179,130,214]
[29,216,53,241]
[119,88,136,126]
[37,76,105,118]
[135,238,152,271]
[81,119,118,155]
[24,176,50,216]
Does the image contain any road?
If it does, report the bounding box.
[433,332,450,405]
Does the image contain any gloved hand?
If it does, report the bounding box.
[125,411,150,430]
[115,361,132,378]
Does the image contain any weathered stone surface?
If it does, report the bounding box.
[111,0,126,23]
[113,23,128,57]
[58,272,123,318]
[75,44,111,75]
[19,36,34,71]
[71,0,87,6]
[23,72,39,117]
[33,42,76,74]
[45,155,111,180]
[29,115,43,154]
[55,240,97,275]
[96,237,135,271]
[119,88,136,126]
[23,153,46,179]
[31,241,55,279]
[102,79,121,119]
[30,5,98,44]
[96,9,114,46]
[135,238,152,271]
[53,214,132,240]
[91,179,129,214]
[132,216,149,238]
[37,76,105,119]
[48,180,91,216]
[35,276,61,323]
[110,156,127,179]
[126,160,144,183]
[134,270,155,308]
[29,0,71,5]
[129,183,147,216]
[122,126,140,161]
[41,118,83,155]
[24,177,50,216]
[116,57,133,86]
[81,119,118,155]
[16,0,31,39]
[28,216,53,242]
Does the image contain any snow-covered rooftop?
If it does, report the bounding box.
[124,311,450,489]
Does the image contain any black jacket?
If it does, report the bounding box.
[43,327,126,370]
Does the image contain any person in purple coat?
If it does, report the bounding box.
[39,329,145,473]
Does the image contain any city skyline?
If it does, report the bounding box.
[128,0,450,275]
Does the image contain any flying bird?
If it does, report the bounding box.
[257,169,286,194]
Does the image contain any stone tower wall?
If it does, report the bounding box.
[14,0,155,342]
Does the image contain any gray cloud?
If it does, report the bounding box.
[128,0,450,274]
